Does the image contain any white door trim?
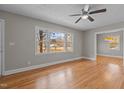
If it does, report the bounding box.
[94,28,124,65]
[0,19,5,76]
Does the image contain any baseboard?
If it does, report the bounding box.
[82,56,96,61]
[3,57,84,76]
[97,54,123,58]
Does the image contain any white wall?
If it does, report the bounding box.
[0,11,84,72]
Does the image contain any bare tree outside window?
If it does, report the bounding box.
[39,31,47,53]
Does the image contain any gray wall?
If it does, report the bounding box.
[83,23,124,59]
[0,11,84,71]
[97,31,123,57]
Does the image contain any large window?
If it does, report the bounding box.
[35,27,73,54]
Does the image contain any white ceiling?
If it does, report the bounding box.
[0,4,124,31]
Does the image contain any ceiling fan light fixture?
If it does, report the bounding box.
[70,4,107,23]
[82,15,88,19]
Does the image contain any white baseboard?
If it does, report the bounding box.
[82,56,96,61]
[3,56,96,76]
[97,54,123,58]
[3,57,85,76]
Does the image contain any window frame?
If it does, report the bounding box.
[35,26,74,55]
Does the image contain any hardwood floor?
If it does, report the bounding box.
[0,56,124,89]
[97,55,123,65]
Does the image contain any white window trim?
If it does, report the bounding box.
[35,26,74,56]
[0,19,5,76]
[66,33,74,52]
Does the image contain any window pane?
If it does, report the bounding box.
[36,30,47,54]
[67,33,72,42]
[49,32,65,52]
[67,33,73,52]
[67,42,73,51]
[104,35,120,50]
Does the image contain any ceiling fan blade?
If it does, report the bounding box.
[75,17,81,23]
[69,14,82,16]
[89,8,106,14]
[88,16,94,22]
[84,4,90,12]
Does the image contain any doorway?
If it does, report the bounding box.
[95,29,123,65]
[0,19,5,76]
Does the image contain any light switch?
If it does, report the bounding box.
[9,42,15,46]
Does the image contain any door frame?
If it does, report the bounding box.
[0,19,5,76]
[94,28,124,65]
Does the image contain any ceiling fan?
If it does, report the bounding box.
[69,5,107,23]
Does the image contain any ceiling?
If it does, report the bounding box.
[0,4,124,31]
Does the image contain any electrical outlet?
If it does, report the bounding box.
[27,61,31,65]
